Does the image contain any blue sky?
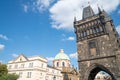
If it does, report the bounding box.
[0,0,120,68]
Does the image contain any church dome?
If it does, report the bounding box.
[54,49,70,60]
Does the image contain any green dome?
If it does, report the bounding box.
[54,49,70,60]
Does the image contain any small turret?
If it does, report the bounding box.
[98,6,102,14]
[74,16,76,22]
[82,6,95,19]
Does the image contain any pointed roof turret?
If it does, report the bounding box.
[82,6,95,19]
[74,16,76,22]
[98,6,102,14]
[102,10,112,22]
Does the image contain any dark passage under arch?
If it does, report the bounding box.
[88,66,116,80]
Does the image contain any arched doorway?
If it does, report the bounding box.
[85,64,116,80]
[95,71,112,80]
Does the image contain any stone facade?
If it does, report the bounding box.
[74,6,120,80]
[61,67,79,80]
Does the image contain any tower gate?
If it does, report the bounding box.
[74,6,120,80]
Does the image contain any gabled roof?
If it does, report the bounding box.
[13,54,28,62]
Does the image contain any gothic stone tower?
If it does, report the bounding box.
[74,6,120,80]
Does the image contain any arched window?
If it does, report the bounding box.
[62,62,65,67]
[57,62,59,67]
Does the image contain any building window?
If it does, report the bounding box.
[53,76,56,80]
[8,65,12,69]
[41,63,43,68]
[19,72,23,78]
[52,70,54,73]
[14,64,18,69]
[47,69,49,72]
[93,28,97,33]
[89,40,97,56]
[57,62,59,67]
[62,62,65,67]
[45,76,48,80]
[40,73,42,76]
[96,27,100,33]
[21,64,24,68]
[29,63,33,68]
[27,72,32,78]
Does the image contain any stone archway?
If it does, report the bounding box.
[84,63,116,80]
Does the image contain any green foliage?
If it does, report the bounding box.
[0,64,8,77]
[0,64,19,80]
[0,73,19,80]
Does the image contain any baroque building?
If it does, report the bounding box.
[7,54,62,80]
[53,49,79,80]
[53,49,71,70]
[7,49,79,80]
[74,5,120,80]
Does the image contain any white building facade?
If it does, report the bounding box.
[7,54,63,80]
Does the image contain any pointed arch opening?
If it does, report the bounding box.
[85,64,116,80]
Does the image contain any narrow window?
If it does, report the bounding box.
[84,31,87,37]
[57,62,59,67]
[19,72,23,78]
[96,27,100,32]
[14,64,18,69]
[89,41,97,56]
[81,31,84,37]
[41,63,44,68]
[62,62,65,67]
[9,65,12,69]
[21,64,24,68]
[29,63,33,68]
[93,28,97,33]
[27,72,32,78]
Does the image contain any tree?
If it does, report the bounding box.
[0,64,19,80]
[0,64,8,77]
[0,73,19,80]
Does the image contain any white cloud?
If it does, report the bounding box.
[23,0,53,13]
[49,0,120,30]
[11,53,19,58]
[69,52,77,59]
[23,4,28,13]
[61,34,75,41]
[62,36,75,41]
[0,44,5,51]
[0,34,9,40]
[34,0,53,12]
[67,36,75,41]
[46,57,54,61]
[116,25,120,34]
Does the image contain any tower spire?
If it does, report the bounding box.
[74,16,76,22]
[97,4,102,14]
